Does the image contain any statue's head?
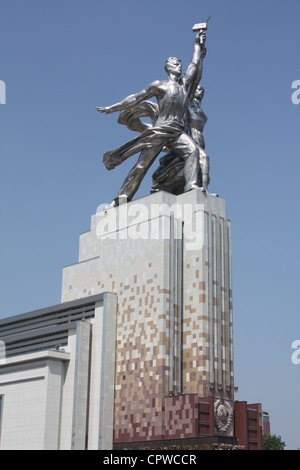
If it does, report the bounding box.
[164,57,182,77]
[195,85,205,100]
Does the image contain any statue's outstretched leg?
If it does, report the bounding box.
[112,144,164,206]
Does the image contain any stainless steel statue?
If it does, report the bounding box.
[97,23,209,206]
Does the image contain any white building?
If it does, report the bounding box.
[0,293,117,450]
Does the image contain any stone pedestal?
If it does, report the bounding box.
[61,189,234,443]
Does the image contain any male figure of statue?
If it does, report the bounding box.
[97,31,206,206]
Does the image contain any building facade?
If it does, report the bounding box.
[0,190,263,450]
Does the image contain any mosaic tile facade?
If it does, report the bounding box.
[164,394,199,439]
[61,189,234,443]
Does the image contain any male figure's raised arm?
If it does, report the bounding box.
[182,32,205,92]
[187,44,206,101]
[97,80,162,114]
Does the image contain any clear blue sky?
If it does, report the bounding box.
[0,0,299,450]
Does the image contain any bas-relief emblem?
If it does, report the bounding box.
[214,399,234,436]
